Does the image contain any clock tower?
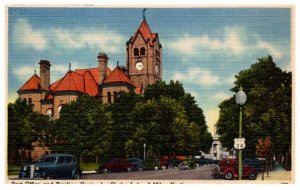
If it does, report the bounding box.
[126,18,162,91]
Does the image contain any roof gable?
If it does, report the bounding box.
[18,74,41,91]
[52,71,85,93]
[103,67,135,86]
[74,67,111,84]
[83,71,99,96]
[131,19,158,45]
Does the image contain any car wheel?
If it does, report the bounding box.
[248,172,257,180]
[73,170,79,179]
[102,168,110,174]
[214,166,220,173]
[137,166,143,172]
[45,173,54,180]
[225,172,234,180]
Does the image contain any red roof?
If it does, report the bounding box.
[52,71,85,93]
[103,67,135,86]
[82,71,99,96]
[131,19,158,45]
[50,79,62,91]
[74,67,111,84]
[134,87,143,95]
[18,74,41,91]
[45,94,54,100]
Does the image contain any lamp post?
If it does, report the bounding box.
[235,87,247,180]
[143,143,146,160]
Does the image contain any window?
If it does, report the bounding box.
[113,91,118,103]
[107,92,112,103]
[57,157,66,164]
[134,48,139,56]
[47,109,53,118]
[66,157,73,163]
[43,157,56,163]
[28,98,32,104]
[57,105,62,116]
[140,47,146,55]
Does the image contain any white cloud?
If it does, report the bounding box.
[172,67,232,87]
[13,19,48,51]
[212,92,233,102]
[166,27,284,60]
[256,41,283,59]
[13,66,37,82]
[12,18,125,53]
[167,27,245,56]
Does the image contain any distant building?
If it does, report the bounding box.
[209,126,229,160]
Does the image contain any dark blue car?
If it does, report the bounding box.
[127,158,144,171]
[19,154,80,179]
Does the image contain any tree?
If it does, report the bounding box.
[256,136,272,179]
[106,91,142,158]
[8,98,52,165]
[216,55,291,159]
[51,94,113,163]
[144,80,212,153]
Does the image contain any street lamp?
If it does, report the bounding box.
[235,86,247,180]
[143,143,146,160]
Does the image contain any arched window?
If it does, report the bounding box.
[113,91,118,103]
[57,105,62,117]
[47,109,53,118]
[134,48,139,56]
[28,98,32,104]
[23,98,27,102]
[107,92,112,103]
[140,47,146,55]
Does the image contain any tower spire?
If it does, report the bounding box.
[142,8,147,20]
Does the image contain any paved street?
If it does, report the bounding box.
[82,166,215,180]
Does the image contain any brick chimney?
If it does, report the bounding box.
[97,52,109,85]
[39,60,51,91]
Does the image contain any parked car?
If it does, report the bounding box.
[196,158,215,166]
[178,156,197,170]
[243,158,264,172]
[212,158,257,180]
[159,158,169,169]
[167,157,182,168]
[128,158,144,171]
[98,158,133,173]
[18,154,80,179]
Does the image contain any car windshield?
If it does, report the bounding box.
[39,156,57,163]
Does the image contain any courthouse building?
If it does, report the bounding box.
[18,18,162,119]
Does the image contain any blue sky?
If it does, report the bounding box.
[7,7,292,133]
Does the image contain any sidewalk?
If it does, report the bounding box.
[255,164,291,181]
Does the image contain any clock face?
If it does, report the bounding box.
[135,61,144,71]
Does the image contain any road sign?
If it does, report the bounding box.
[234,138,246,150]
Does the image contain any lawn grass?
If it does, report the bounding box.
[80,162,98,171]
[8,165,21,176]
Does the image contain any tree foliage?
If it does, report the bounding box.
[216,55,291,158]
[8,98,52,165]
[52,94,113,162]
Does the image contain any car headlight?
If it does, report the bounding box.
[23,166,27,171]
[35,166,39,170]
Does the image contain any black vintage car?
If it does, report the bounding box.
[19,154,80,179]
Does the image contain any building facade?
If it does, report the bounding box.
[18,18,162,120]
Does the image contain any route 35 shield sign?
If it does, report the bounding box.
[234,138,246,150]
